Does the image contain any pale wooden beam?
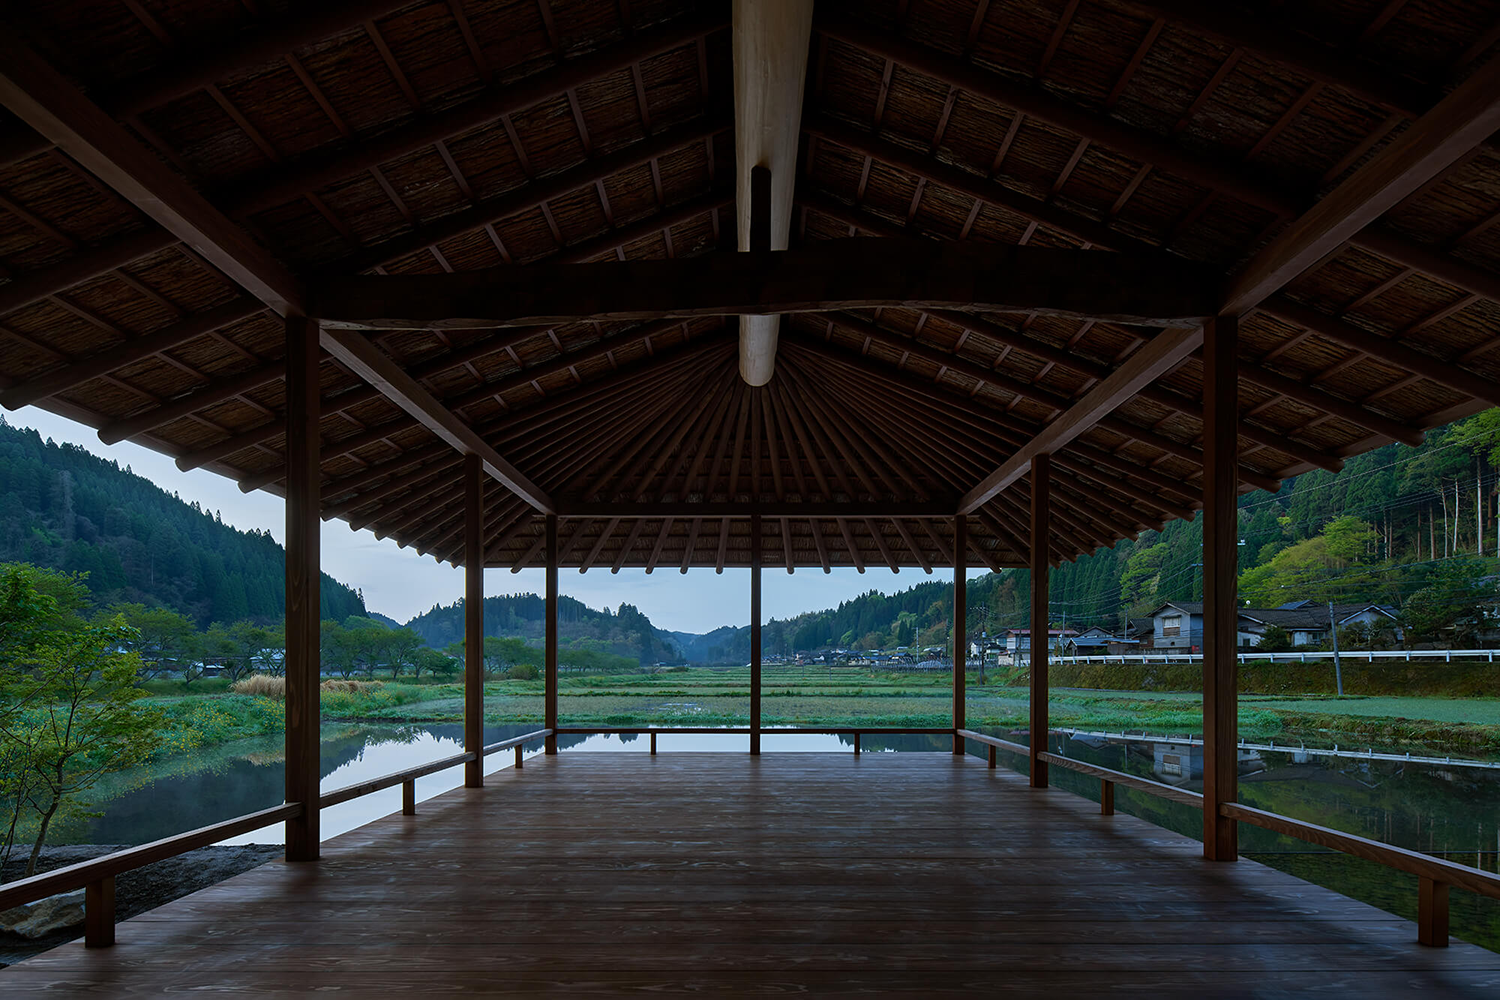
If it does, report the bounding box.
[735,0,815,385]
[957,324,1205,514]
[319,326,555,514]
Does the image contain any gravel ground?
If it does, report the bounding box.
[0,844,283,968]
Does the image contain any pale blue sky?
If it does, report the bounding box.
[6,409,986,633]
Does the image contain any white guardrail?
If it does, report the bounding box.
[1057,648,1497,665]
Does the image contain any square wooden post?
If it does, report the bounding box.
[750,514,762,756]
[464,455,484,787]
[284,314,321,861]
[544,514,559,754]
[1029,453,1050,789]
[952,514,966,755]
[1202,315,1239,862]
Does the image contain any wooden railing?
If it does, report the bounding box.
[553,726,953,756]
[957,727,1500,947]
[0,727,551,948]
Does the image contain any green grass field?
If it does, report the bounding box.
[132,663,1500,758]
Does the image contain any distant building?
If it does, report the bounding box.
[1004,628,1078,660]
[1144,600,1402,651]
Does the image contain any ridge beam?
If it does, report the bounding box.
[734,0,815,386]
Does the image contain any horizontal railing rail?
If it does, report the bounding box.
[1055,648,1496,665]
[1222,801,1500,947]
[552,726,954,735]
[958,729,1201,811]
[0,801,303,946]
[0,727,554,948]
[318,751,477,809]
[0,802,303,913]
[957,728,1493,947]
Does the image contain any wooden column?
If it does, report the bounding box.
[1029,453,1051,789]
[1202,315,1240,861]
[952,514,966,755]
[544,513,559,755]
[463,455,484,787]
[283,315,321,860]
[750,514,762,756]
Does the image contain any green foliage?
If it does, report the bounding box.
[1401,558,1497,644]
[1258,625,1292,653]
[1238,517,1383,606]
[1,615,166,878]
[0,419,365,625]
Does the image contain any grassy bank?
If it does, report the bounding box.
[126,665,1500,759]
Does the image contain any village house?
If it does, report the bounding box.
[1146,600,1403,652]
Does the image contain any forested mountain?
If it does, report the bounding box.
[0,419,365,626]
[402,595,681,663]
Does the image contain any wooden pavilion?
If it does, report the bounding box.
[3,0,1500,990]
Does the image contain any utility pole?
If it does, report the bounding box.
[1329,601,1344,697]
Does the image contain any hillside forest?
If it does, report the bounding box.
[0,420,364,625]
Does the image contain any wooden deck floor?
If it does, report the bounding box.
[5,752,1499,996]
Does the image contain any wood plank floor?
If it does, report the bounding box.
[4,752,1499,996]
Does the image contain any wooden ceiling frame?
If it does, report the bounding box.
[235,316,716,492]
[1222,55,1500,315]
[795,176,1444,461]
[800,88,1500,430]
[817,13,1500,310]
[313,240,1218,331]
[222,10,729,219]
[786,339,1179,536]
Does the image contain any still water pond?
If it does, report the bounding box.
[66,726,1500,951]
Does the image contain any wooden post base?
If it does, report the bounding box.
[515,745,524,769]
[650,732,657,756]
[84,876,114,948]
[402,779,416,816]
[1418,877,1450,947]
[988,745,996,769]
[1101,779,1115,815]
[853,732,861,756]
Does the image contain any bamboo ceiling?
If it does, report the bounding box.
[0,0,1498,572]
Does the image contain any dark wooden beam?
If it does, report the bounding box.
[1223,56,1500,315]
[328,120,728,278]
[1202,316,1239,862]
[463,454,484,789]
[958,325,1205,514]
[796,192,1348,474]
[1260,297,1500,411]
[817,12,1301,217]
[0,228,177,320]
[556,502,956,519]
[282,315,320,861]
[750,513,763,756]
[318,326,555,514]
[316,240,1217,330]
[226,11,727,217]
[544,513,559,754]
[109,0,419,119]
[0,28,305,316]
[952,514,966,755]
[0,298,264,409]
[1029,454,1050,789]
[1101,0,1430,118]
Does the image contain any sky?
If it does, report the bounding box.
[6,408,990,634]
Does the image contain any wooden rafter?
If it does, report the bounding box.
[320,327,555,513]
[1223,55,1500,314]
